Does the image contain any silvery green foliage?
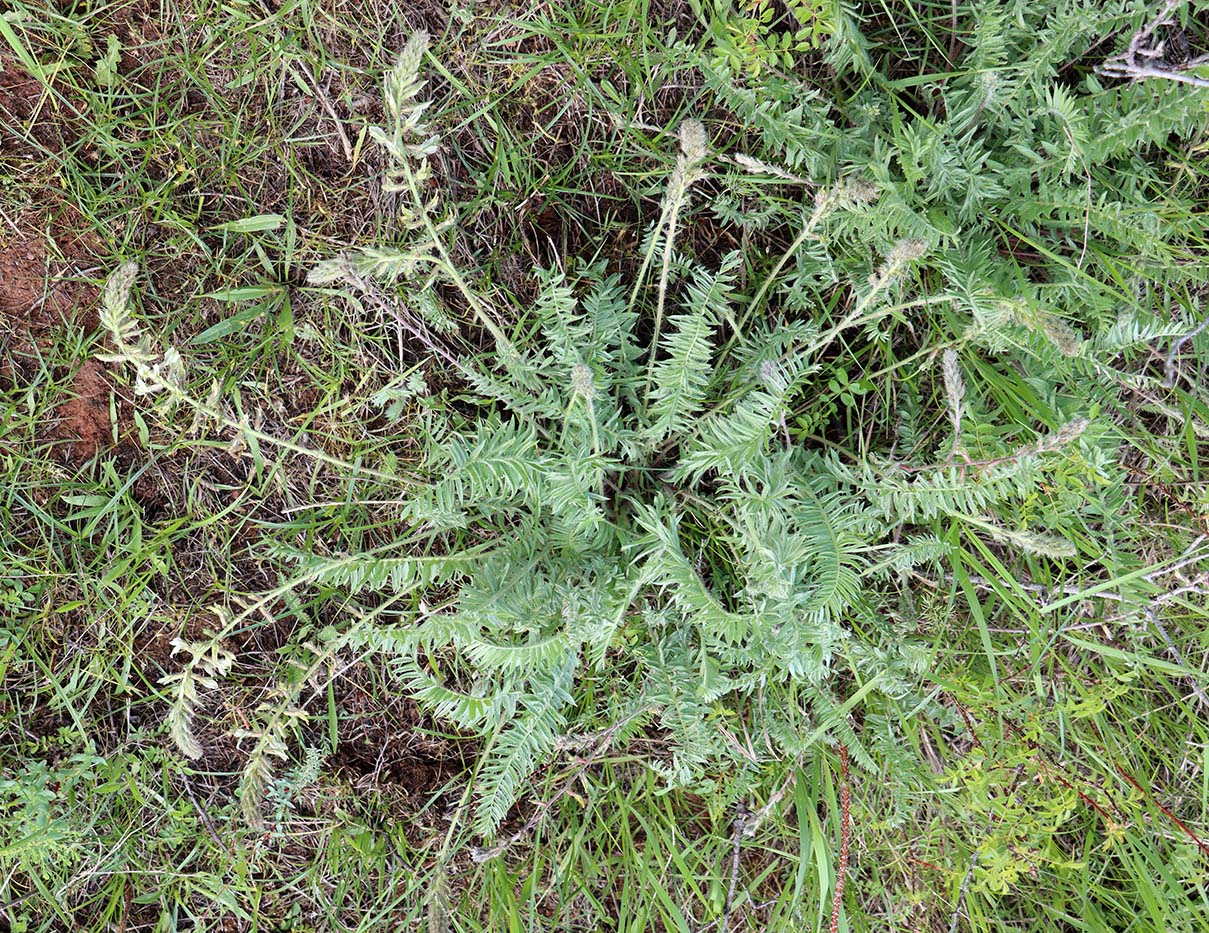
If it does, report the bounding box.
[376,31,441,165]
[308,32,442,289]
[287,9,1199,836]
[291,250,1086,837]
[98,262,187,407]
[160,635,235,760]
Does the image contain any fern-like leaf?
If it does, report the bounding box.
[644,256,740,443]
[475,658,574,836]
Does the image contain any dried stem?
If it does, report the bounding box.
[1162,314,1209,387]
[1115,761,1209,859]
[947,849,978,933]
[718,800,749,933]
[895,417,1087,476]
[1101,1,1209,88]
[292,58,353,161]
[830,744,851,933]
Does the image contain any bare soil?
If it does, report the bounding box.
[1,34,132,465]
[0,203,119,463]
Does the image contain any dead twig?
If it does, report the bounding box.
[1101,61,1209,89]
[342,264,465,372]
[1163,315,1209,388]
[1146,605,1209,711]
[1101,1,1209,88]
[292,59,355,163]
[743,769,798,839]
[1144,534,1208,582]
[707,769,797,933]
[696,900,780,933]
[926,570,1124,604]
[947,849,978,933]
[948,0,961,65]
[1115,761,1209,860]
[830,745,851,933]
[718,800,749,933]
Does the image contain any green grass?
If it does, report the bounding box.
[3,0,1209,931]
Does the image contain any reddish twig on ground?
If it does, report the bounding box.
[1115,761,1209,860]
[830,745,852,933]
[1041,762,1118,826]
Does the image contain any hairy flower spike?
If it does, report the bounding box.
[570,363,595,400]
[375,31,441,171]
[666,119,710,202]
[678,119,709,165]
[732,153,809,184]
[640,118,714,396]
[103,261,138,319]
[813,185,839,212]
[872,239,928,286]
[758,358,780,389]
[887,239,928,266]
[386,31,430,125]
[1035,417,1089,454]
[98,261,154,366]
[1038,317,1082,357]
[136,346,187,402]
[837,176,878,206]
[979,70,1000,103]
[1001,298,1084,356]
[942,348,966,443]
[810,176,878,228]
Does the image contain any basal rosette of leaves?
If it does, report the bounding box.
[168,6,1205,837]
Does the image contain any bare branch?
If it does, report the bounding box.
[1101,62,1209,89]
[1162,314,1209,387]
[718,800,749,933]
[1101,1,1209,88]
[829,745,852,933]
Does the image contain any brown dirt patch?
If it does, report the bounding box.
[0,55,115,463]
[330,672,468,802]
[0,214,100,329]
[0,60,52,165]
[0,54,105,342]
[0,208,117,465]
[0,233,46,319]
[53,359,113,462]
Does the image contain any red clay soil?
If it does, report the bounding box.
[1,54,121,464]
[0,215,97,325]
[55,359,114,462]
[0,211,116,464]
[0,232,46,319]
[0,60,47,162]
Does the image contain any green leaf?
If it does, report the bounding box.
[190,297,281,345]
[210,214,285,234]
[93,34,120,89]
